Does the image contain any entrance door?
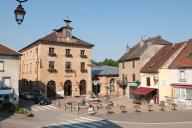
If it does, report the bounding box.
[64,80,72,96]
[79,80,86,95]
[47,81,56,98]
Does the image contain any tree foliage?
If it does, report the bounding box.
[93,58,119,67]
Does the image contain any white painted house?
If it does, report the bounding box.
[169,40,192,107]
[0,43,21,105]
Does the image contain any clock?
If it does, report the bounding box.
[65,31,71,37]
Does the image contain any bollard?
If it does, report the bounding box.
[59,99,61,108]
[77,105,80,114]
[64,103,67,110]
[71,104,73,112]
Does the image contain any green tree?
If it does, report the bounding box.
[93,58,119,67]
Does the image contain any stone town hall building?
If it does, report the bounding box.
[19,19,94,98]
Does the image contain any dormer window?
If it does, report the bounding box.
[80,50,87,58]
[188,52,192,59]
[65,49,72,57]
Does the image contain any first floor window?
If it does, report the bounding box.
[132,74,136,82]
[179,71,185,81]
[49,61,55,69]
[146,77,150,86]
[66,62,71,70]
[0,61,4,71]
[81,62,85,70]
[3,77,11,87]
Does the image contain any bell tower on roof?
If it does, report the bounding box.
[63,16,73,38]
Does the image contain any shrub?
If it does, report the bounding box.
[16,108,28,115]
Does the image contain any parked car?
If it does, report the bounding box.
[39,97,51,105]
[19,92,35,100]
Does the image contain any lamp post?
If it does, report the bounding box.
[14,0,28,25]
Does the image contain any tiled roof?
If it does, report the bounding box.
[92,66,119,76]
[41,32,94,47]
[170,39,192,68]
[19,27,94,52]
[0,43,21,56]
[118,36,171,62]
[140,43,183,73]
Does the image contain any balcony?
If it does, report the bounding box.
[48,69,57,73]
[80,54,87,58]
[48,52,57,57]
[81,69,88,73]
[65,69,74,73]
[65,54,73,58]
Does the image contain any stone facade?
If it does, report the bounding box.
[19,20,94,98]
[118,36,171,98]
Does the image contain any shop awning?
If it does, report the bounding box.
[172,84,192,89]
[133,87,157,95]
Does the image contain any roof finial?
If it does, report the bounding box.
[64,16,72,26]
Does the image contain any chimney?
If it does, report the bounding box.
[126,44,130,52]
[140,37,144,47]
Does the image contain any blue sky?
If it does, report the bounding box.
[0,0,192,61]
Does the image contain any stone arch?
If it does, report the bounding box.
[110,78,115,93]
[64,80,72,96]
[47,81,56,98]
[79,80,86,95]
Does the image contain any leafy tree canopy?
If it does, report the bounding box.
[92,58,119,67]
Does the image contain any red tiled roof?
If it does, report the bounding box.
[133,87,157,95]
[0,43,21,56]
[170,39,192,68]
[141,43,183,73]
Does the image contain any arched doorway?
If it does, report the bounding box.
[79,80,86,95]
[64,80,72,96]
[47,81,56,98]
[110,79,115,94]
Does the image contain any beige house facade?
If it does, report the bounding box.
[118,36,171,98]
[139,43,185,103]
[19,19,94,98]
[92,66,119,96]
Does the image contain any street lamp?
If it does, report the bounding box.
[14,0,27,25]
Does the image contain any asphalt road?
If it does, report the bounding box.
[1,104,192,128]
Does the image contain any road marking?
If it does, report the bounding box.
[68,120,97,128]
[41,105,52,110]
[31,107,39,112]
[74,118,103,126]
[34,106,46,111]
[68,120,94,128]
[80,117,108,124]
[66,120,84,128]
[47,105,58,109]
[109,120,192,125]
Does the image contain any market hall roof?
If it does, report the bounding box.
[0,43,21,56]
[92,66,119,76]
[118,36,171,62]
[169,39,192,69]
[140,43,183,73]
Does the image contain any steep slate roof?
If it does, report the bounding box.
[92,66,119,76]
[19,28,94,52]
[170,39,192,68]
[118,36,171,62]
[140,43,183,73]
[0,43,21,56]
